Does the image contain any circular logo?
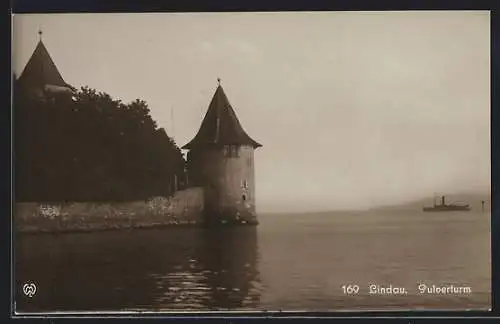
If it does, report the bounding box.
[22,283,37,298]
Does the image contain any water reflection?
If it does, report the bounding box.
[197,228,261,309]
[16,227,261,312]
[16,212,490,312]
[152,227,261,310]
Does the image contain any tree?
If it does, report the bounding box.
[14,84,187,202]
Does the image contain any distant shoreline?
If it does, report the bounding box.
[258,193,490,215]
[369,193,490,213]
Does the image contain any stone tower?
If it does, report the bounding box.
[182,80,262,225]
[16,30,75,99]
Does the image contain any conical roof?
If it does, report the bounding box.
[17,39,74,92]
[182,84,261,150]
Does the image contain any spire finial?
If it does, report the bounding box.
[217,77,221,86]
[38,29,43,41]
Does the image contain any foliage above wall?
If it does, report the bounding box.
[14,83,187,202]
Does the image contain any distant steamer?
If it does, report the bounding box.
[423,195,471,212]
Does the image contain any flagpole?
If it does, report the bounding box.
[171,106,175,142]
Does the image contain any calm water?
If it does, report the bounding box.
[15,211,491,312]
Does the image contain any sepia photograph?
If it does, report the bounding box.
[12,11,491,313]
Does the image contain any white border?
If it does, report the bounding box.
[9,11,495,320]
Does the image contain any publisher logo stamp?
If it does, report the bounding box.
[22,283,37,298]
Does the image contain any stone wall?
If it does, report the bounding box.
[15,187,204,233]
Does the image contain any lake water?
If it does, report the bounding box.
[15,210,491,313]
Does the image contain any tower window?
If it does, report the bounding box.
[224,145,240,158]
[242,180,248,189]
[242,194,247,201]
[231,145,239,157]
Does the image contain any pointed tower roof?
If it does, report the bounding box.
[182,81,262,150]
[17,32,75,92]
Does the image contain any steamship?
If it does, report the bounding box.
[423,195,471,212]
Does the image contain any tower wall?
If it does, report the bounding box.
[187,145,257,224]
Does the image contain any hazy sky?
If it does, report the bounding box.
[12,11,490,212]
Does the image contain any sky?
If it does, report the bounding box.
[12,11,490,212]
